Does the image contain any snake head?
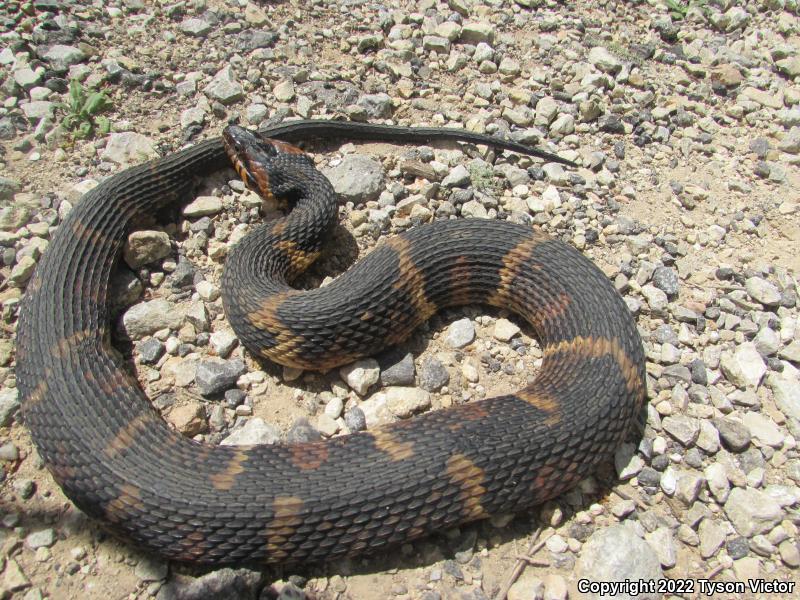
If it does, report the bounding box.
[222,125,307,200]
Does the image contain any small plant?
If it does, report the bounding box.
[60,79,112,139]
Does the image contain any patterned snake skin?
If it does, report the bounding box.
[16,120,646,565]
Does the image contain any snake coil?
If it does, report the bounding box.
[16,121,645,564]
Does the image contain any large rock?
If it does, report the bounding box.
[574,524,663,599]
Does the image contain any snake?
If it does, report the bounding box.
[15,120,646,565]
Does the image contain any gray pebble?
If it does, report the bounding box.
[220,418,278,446]
[651,266,679,297]
[0,388,19,427]
[195,359,246,396]
[156,567,263,600]
[0,441,19,462]
[446,318,475,348]
[25,529,55,550]
[139,338,165,364]
[418,356,450,392]
[286,418,322,443]
[713,417,751,452]
[380,352,415,386]
[575,525,663,599]
[344,406,367,432]
[323,155,385,203]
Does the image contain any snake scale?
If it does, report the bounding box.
[16,120,646,565]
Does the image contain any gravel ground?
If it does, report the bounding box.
[2,0,800,599]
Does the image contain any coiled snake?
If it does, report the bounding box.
[16,121,646,564]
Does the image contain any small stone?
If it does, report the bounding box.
[155,567,263,599]
[196,280,220,302]
[25,529,55,550]
[662,415,700,447]
[746,277,782,307]
[418,357,449,392]
[651,266,679,297]
[614,442,643,479]
[123,230,171,268]
[460,199,488,219]
[286,417,322,443]
[134,556,168,582]
[543,574,567,600]
[704,462,731,503]
[779,540,800,567]
[644,527,677,569]
[180,18,212,37]
[724,487,784,537]
[273,80,295,103]
[588,46,622,74]
[316,413,339,437]
[380,352,415,386]
[41,44,85,72]
[224,389,246,408]
[754,327,781,356]
[102,132,158,166]
[446,318,475,348]
[9,256,36,286]
[167,401,207,436]
[742,412,784,448]
[3,558,30,591]
[324,397,344,420]
[385,387,431,418]
[357,93,393,119]
[778,340,800,363]
[344,406,367,432]
[221,418,279,445]
[699,519,726,559]
[713,417,751,452]
[442,164,471,188]
[574,525,663,600]
[322,155,385,203]
[641,284,668,314]
[768,370,800,421]
[210,329,238,358]
[0,388,20,427]
[139,338,165,364]
[203,66,244,105]
[122,299,186,338]
[460,21,494,44]
[195,359,247,396]
[244,1,268,25]
[507,570,543,600]
[696,420,720,454]
[720,343,767,389]
[340,359,380,395]
[184,196,223,217]
[675,470,704,505]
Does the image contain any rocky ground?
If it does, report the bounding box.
[1,0,800,599]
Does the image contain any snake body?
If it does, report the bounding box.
[16,121,645,565]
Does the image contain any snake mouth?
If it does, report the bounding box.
[222,125,276,198]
